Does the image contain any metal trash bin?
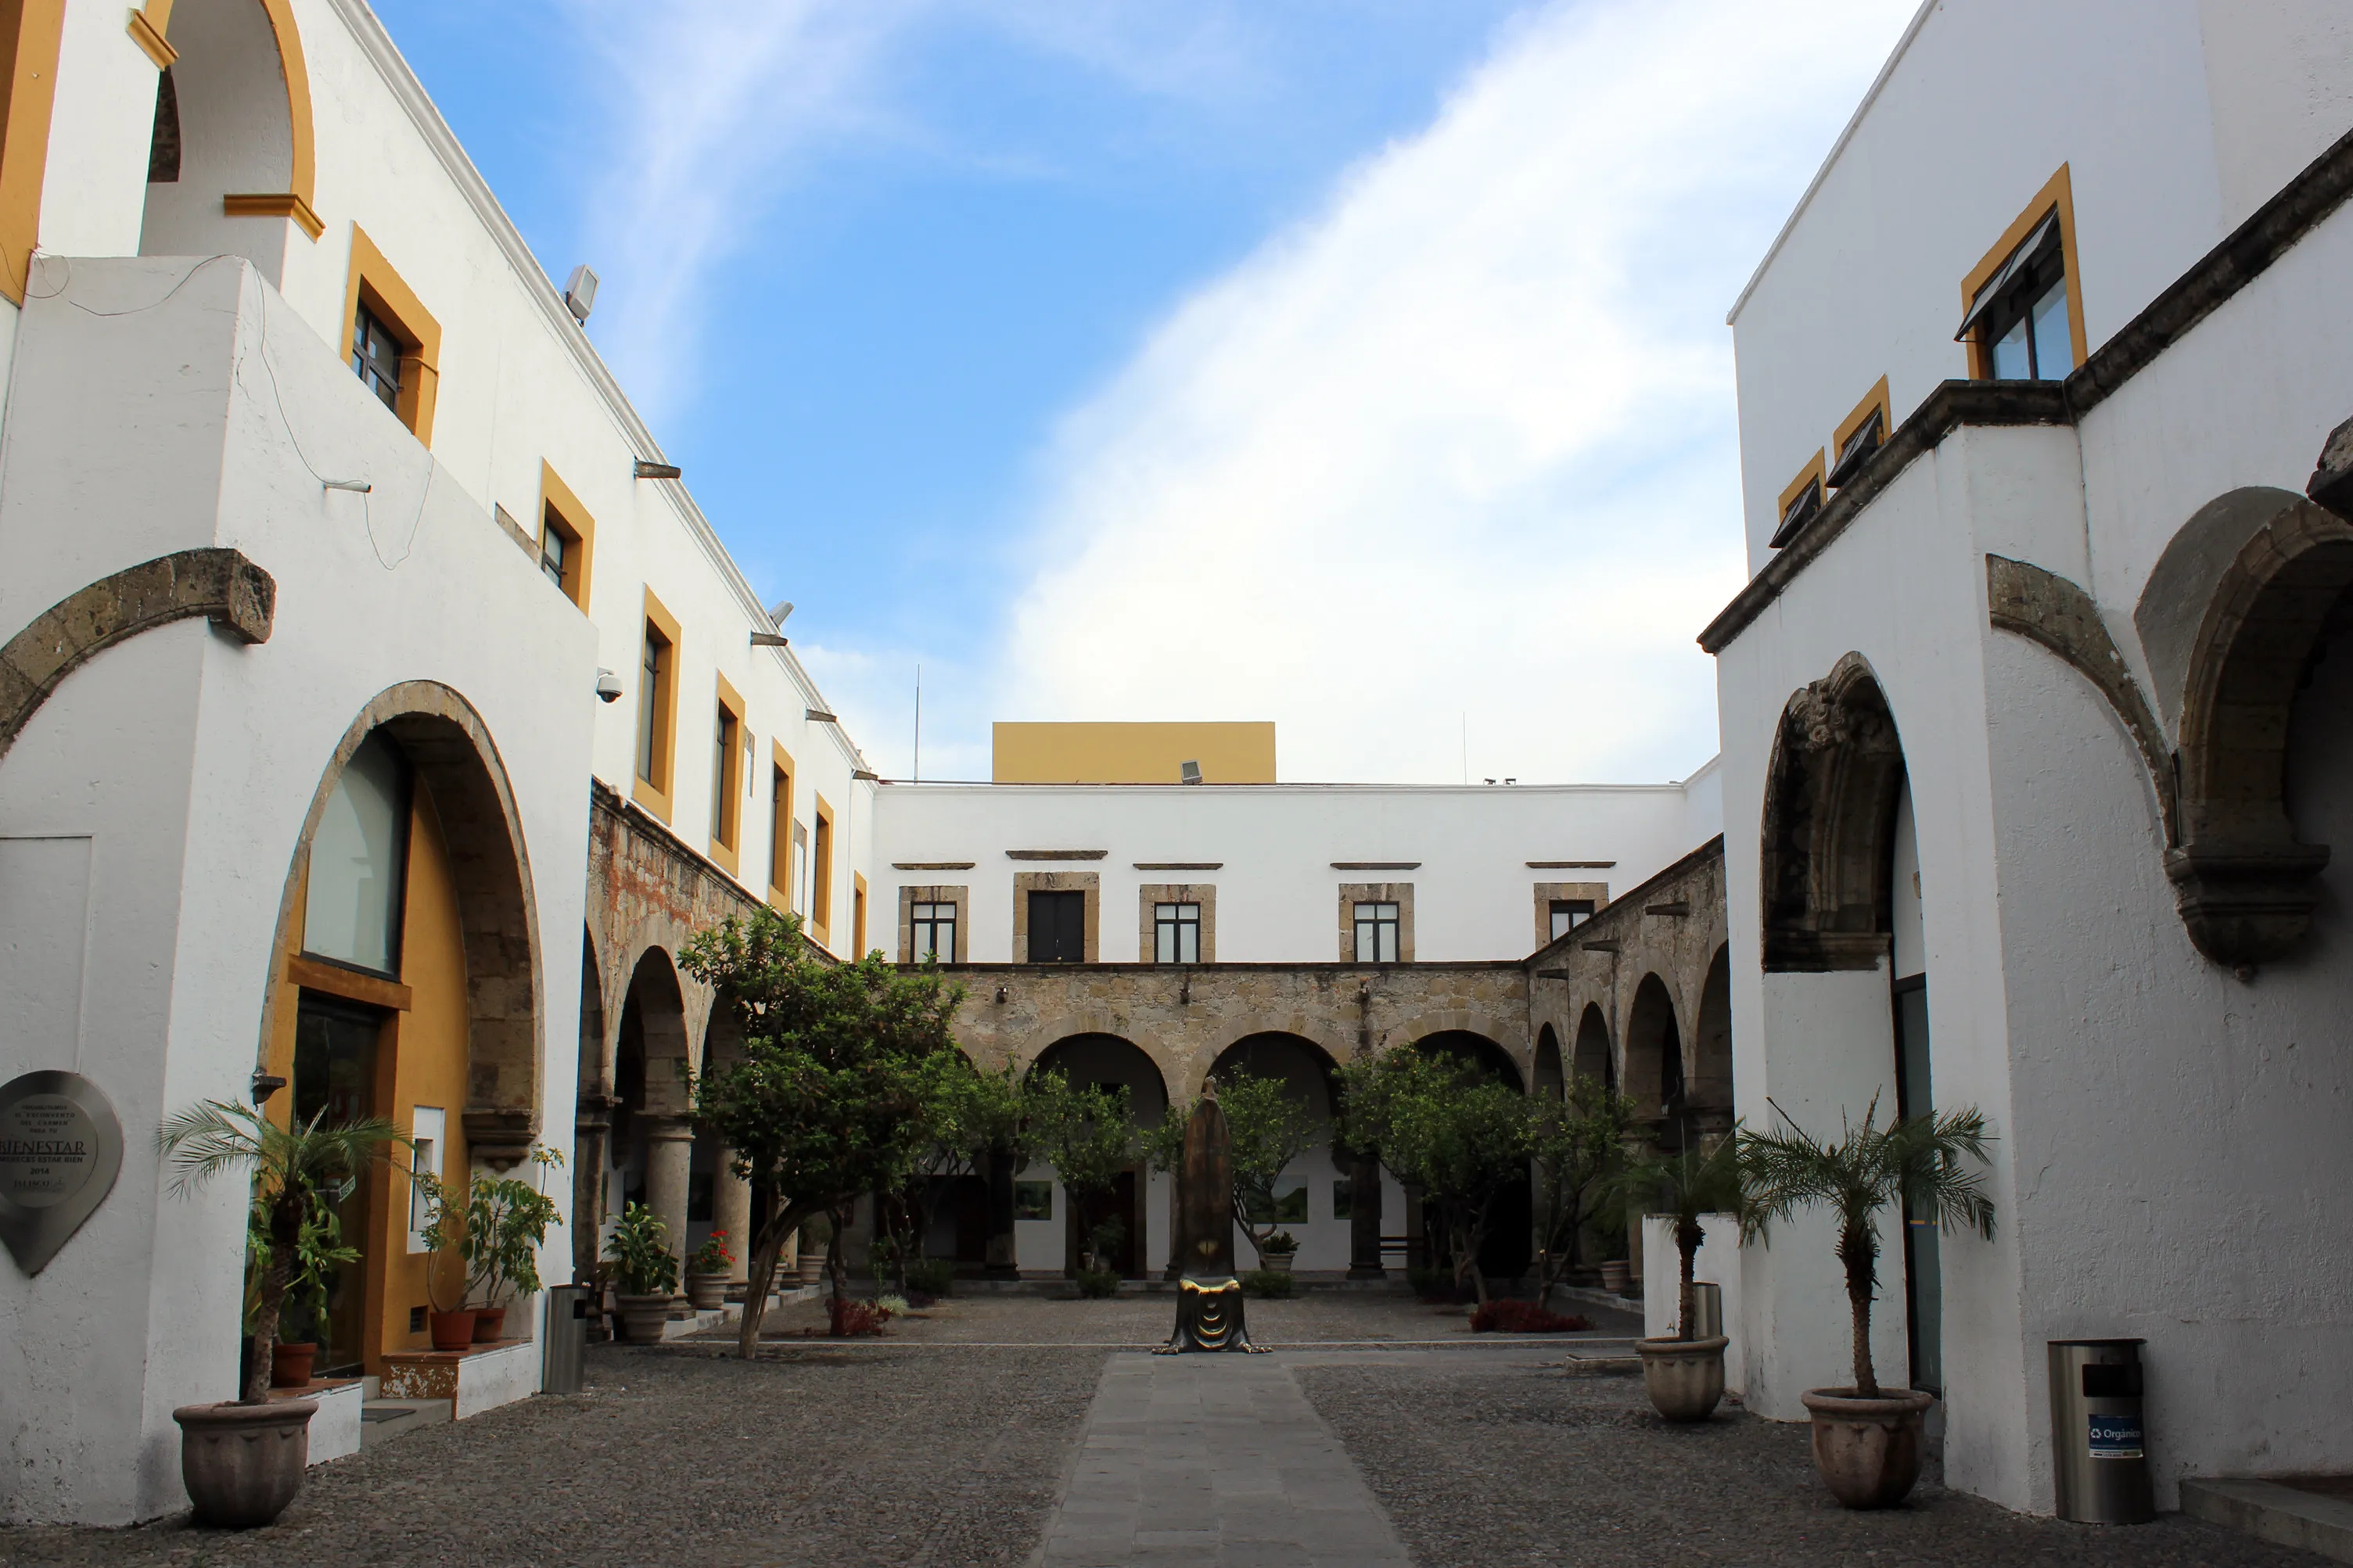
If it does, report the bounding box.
[1688,1282,1723,1341]
[2049,1338,2154,1523]
[543,1283,591,1395]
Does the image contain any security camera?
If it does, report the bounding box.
[595,668,623,703]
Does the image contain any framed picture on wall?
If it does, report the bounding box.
[1014,1181,1054,1221]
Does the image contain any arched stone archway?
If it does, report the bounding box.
[612,945,692,1273]
[1029,1034,1167,1277]
[1572,1003,1614,1090]
[1760,652,1906,972]
[573,927,607,1282]
[1409,1030,1530,1279]
[1532,1024,1564,1101]
[1690,946,1733,1146]
[2136,486,2353,963]
[1413,1029,1525,1093]
[690,1008,752,1284]
[1622,974,1681,1132]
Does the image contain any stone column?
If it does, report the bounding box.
[711,1143,752,1286]
[1621,1128,1659,1289]
[643,1116,695,1294]
[1347,1152,1385,1279]
[571,1094,615,1284]
[985,1146,1019,1279]
[1691,1108,1735,1157]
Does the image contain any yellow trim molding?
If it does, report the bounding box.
[1776,450,1827,520]
[225,191,323,240]
[810,794,836,942]
[537,461,595,613]
[1960,163,2088,380]
[342,225,441,444]
[127,4,176,68]
[210,0,318,241]
[852,873,868,959]
[767,741,796,910]
[0,0,66,306]
[631,587,682,823]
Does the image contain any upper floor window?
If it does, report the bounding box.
[811,801,835,931]
[1354,901,1400,964]
[912,901,957,962]
[1770,453,1826,548]
[1155,902,1201,964]
[1029,889,1086,963]
[1548,899,1595,942]
[351,303,403,411]
[637,622,670,787]
[710,699,741,852]
[539,522,567,589]
[768,759,794,897]
[1959,196,2079,382]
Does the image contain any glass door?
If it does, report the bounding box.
[1892,975,1941,1394]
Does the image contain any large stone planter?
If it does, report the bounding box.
[174,1398,316,1527]
[685,1272,728,1311]
[616,1293,674,1343]
[1598,1260,1633,1294]
[1637,1335,1727,1422]
[798,1253,826,1287]
[1802,1387,1936,1509]
[1259,1253,1295,1275]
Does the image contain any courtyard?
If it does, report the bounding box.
[0,1295,2325,1568]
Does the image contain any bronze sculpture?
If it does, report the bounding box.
[1158,1078,1266,1353]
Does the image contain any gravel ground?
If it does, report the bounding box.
[0,1340,1101,1568]
[1294,1349,2326,1568]
[710,1286,1644,1346]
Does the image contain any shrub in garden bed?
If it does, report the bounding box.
[1242,1269,1295,1299]
[1074,1266,1122,1298]
[904,1257,956,1297]
[1469,1299,1590,1333]
[827,1297,893,1337]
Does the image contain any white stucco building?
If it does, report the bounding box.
[1709,0,2353,1515]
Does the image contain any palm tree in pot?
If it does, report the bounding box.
[1741,1096,1995,1509]
[1605,1134,1746,1422]
[160,1099,401,1527]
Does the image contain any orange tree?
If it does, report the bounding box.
[681,907,965,1356]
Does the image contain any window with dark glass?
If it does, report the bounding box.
[1028,890,1086,963]
[1353,901,1400,963]
[911,901,957,962]
[637,621,670,786]
[1154,902,1200,964]
[769,764,792,892]
[1827,406,1884,488]
[1958,212,2073,382]
[350,303,404,411]
[812,809,834,928]
[1772,472,1823,547]
[538,521,567,590]
[711,701,739,850]
[302,730,411,976]
[1548,899,1595,942]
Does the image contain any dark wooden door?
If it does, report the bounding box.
[1028,890,1086,962]
[1069,1172,1141,1276]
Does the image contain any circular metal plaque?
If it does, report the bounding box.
[0,1071,124,1276]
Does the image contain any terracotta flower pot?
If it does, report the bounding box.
[427,1309,477,1351]
[268,1342,318,1389]
[798,1254,826,1287]
[616,1292,674,1343]
[1802,1387,1936,1509]
[686,1272,728,1311]
[1599,1260,1633,1294]
[469,1306,507,1343]
[174,1398,316,1528]
[1636,1336,1727,1423]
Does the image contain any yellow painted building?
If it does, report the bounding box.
[991,723,1276,784]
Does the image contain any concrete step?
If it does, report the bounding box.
[359,1398,450,1450]
[2181,1477,2353,1563]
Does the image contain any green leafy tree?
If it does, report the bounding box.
[161,1100,403,1404]
[882,1058,1031,1290]
[1029,1071,1136,1274]
[1602,1134,1748,1340]
[1530,1075,1636,1306]
[1145,1072,1317,1265]
[1338,1051,1532,1306]
[681,906,965,1356]
[1741,1097,1996,1397]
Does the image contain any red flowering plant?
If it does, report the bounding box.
[1469,1299,1590,1334]
[688,1230,734,1277]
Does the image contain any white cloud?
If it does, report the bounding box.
[995,0,1917,784]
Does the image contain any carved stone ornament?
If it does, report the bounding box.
[0,1070,125,1276]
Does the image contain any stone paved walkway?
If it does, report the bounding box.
[1035,1351,1414,1568]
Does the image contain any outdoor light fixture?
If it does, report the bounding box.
[250,1071,286,1106]
[1180,760,1202,784]
[322,478,371,493]
[595,668,623,703]
[806,709,839,723]
[750,630,789,648]
[633,459,682,480]
[563,264,598,324]
[853,769,880,781]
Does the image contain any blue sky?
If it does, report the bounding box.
[375,0,1917,784]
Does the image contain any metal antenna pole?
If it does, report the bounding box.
[913,666,921,783]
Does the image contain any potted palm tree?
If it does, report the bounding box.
[604,1202,680,1341]
[1741,1098,1996,1509]
[1608,1136,1746,1422]
[160,1100,400,1527]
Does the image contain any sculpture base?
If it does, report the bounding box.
[1156,1276,1269,1354]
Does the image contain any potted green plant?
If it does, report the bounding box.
[796,1215,832,1287]
[1741,1099,1996,1509]
[459,1148,564,1341]
[160,1099,400,1527]
[415,1175,478,1349]
[604,1201,681,1341]
[1606,1136,1746,1422]
[686,1230,734,1311]
[1256,1230,1299,1275]
[259,1185,361,1388]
